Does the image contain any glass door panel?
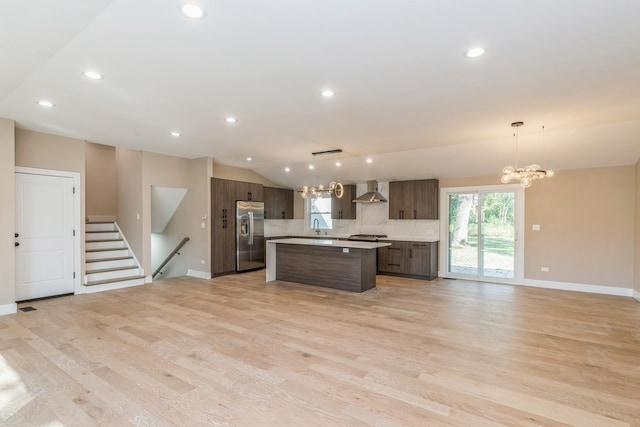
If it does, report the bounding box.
[448,193,478,276]
[481,192,515,279]
[447,191,516,281]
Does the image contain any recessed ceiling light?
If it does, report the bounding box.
[308,164,315,170]
[225,117,237,124]
[335,161,341,167]
[170,131,181,137]
[38,100,54,108]
[465,47,485,58]
[180,3,206,19]
[322,89,335,98]
[284,167,290,172]
[246,157,252,161]
[83,71,104,80]
[366,158,373,164]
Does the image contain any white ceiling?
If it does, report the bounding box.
[2,0,640,188]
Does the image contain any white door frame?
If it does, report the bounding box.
[15,167,82,297]
[439,184,525,285]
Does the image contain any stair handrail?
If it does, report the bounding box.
[152,237,190,279]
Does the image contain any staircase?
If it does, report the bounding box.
[84,222,145,293]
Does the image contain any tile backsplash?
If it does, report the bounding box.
[265,181,440,239]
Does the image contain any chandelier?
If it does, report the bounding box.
[500,121,554,188]
[299,149,345,199]
[300,181,344,199]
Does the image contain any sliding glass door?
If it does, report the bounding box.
[442,185,523,283]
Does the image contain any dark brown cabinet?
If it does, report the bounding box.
[211,178,265,276]
[331,184,356,219]
[377,240,438,280]
[264,187,294,219]
[211,178,236,276]
[230,180,263,202]
[389,179,439,220]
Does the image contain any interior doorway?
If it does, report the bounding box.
[15,168,81,301]
[440,185,524,284]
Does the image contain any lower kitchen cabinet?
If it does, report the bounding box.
[377,240,438,280]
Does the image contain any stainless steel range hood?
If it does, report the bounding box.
[353,180,387,203]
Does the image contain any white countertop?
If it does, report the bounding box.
[267,238,391,249]
[380,237,439,242]
[266,234,439,242]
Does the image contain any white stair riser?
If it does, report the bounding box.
[84,277,145,293]
[86,240,126,251]
[86,258,136,270]
[86,231,121,241]
[86,249,130,260]
[85,267,141,282]
[86,223,117,232]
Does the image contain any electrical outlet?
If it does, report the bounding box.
[532,224,541,231]
[541,267,549,272]
[343,248,349,253]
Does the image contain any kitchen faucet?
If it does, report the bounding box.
[313,218,320,234]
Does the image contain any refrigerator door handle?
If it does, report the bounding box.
[248,211,254,245]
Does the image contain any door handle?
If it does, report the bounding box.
[15,233,19,238]
[15,242,20,247]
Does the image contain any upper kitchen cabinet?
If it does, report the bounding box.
[331,184,356,219]
[389,179,439,219]
[230,180,263,202]
[264,187,294,219]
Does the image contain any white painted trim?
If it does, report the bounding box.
[145,275,153,283]
[0,303,18,316]
[522,278,633,297]
[633,290,640,302]
[187,269,212,280]
[15,167,83,298]
[87,215,116,223]
[113,221,143,272]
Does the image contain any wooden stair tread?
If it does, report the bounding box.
[86,256,133,263]
[86,247,128,253]
[86,266,139,274]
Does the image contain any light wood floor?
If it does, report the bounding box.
[1,272,639,426]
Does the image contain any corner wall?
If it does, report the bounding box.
[86,142,116,221]
[115,147,143,266]
[0,119,16,313]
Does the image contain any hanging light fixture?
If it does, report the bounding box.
[501,121,554,188]
[299,150,345,199]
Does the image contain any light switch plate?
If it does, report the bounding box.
[532,224,541,231]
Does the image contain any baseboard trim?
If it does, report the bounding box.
[522,278,633,297]
[0,303,18,316]
[633,290,640,302]
[187,269,212,280]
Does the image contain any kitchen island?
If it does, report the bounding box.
[266,238,391,292]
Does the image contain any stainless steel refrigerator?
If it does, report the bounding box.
[236,200,265,272]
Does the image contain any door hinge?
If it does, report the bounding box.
[73,187,76,194]
[73,272,76,279]
[73,229,76,236]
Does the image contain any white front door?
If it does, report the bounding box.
[15,172,76,301]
